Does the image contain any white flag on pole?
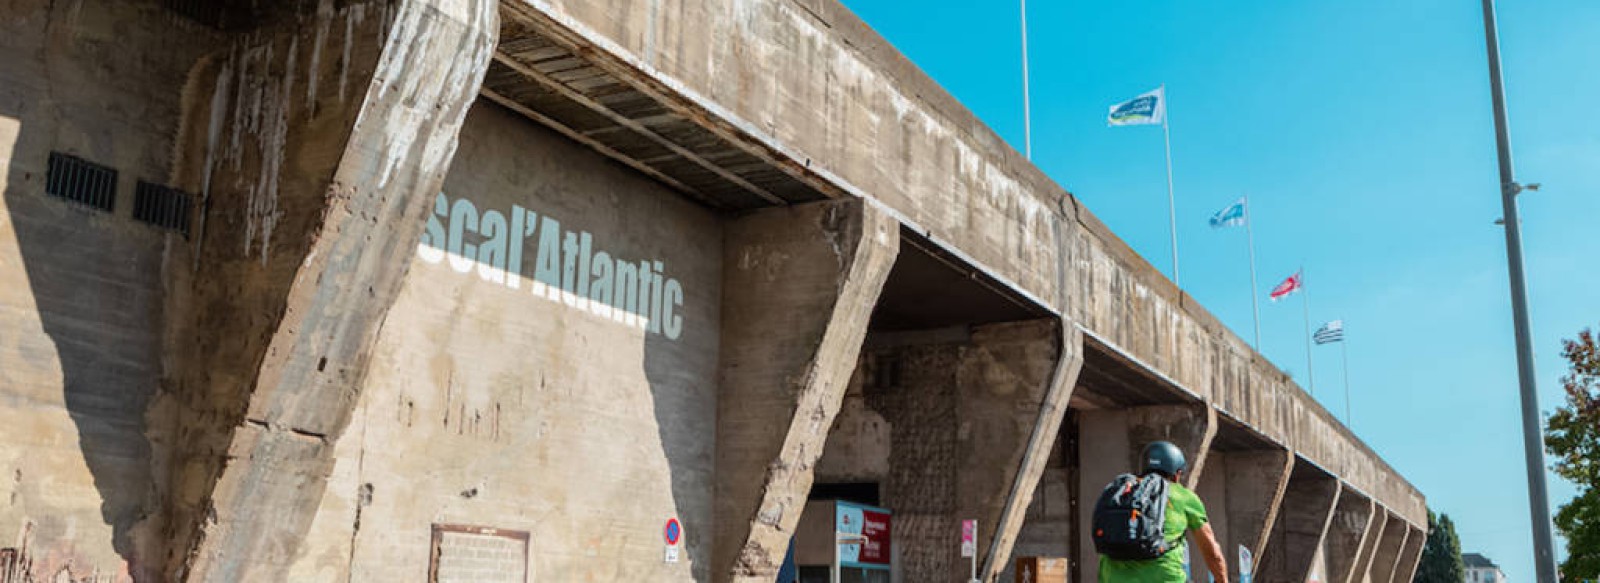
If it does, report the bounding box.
[1108,87,1166,126]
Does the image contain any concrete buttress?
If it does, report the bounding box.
[1390,525,1426,583]
[1201,447,1294,582]
[157,1,498,580]
[714,199,899,582]
[1261,464,1340,583]
[1325,494,1377,583]
[1127,404,1218,489]
[1351,510,1390,583]
[1366,516,1409,583]
[977,322,1083,582]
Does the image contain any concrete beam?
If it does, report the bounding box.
[161,1,497,580]
[1367,515,1409,583]
[713,199,899,582]
[1261,463,1341,583]
[1389,525,1426,583]
[1326,492,1378,583]
[977,322,1084,583]
[1350,510,1390,583]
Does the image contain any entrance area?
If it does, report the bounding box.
[794,231,1057,583]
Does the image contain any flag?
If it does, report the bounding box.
[1209,197,1247,228]
[1313,320,1345,344]
[1108,87,1166,126]
[1269,271,1303,302]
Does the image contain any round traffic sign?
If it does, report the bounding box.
[664,518,682,546]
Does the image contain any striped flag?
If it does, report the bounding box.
[1314,320,1345,344]
[1210,197,1247,228]
[1269,271,1303,302]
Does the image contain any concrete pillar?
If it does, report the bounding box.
[1193,447,1294,583]
[1325,493,1378,583]
[713,199,900,582]
[1075,402,1216,583]
[160,1,497,581]
[1350,510,1390,583]
[973,322,1084,583]
[1389,525,1426,583]
[1366,515,1409,583]
[1261,463,1341,583]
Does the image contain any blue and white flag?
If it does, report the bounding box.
[1108,87,1166,126]
[1314,320,1345,345]
[1209,197,1248,228]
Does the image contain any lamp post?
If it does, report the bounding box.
[1479,1,1557,581]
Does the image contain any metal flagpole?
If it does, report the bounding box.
[1161,85,1180,286]
[1020,0,1032,161]
[1300,268,1315,395]
[1341,337,1352,427]
[1244,196,1262,349]
[1481,0,1557,579]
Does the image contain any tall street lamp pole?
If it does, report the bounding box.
[1480,1,1557,581]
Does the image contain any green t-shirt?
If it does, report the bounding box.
[1099,481,1209,583]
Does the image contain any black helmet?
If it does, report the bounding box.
[1141,441,1187,479]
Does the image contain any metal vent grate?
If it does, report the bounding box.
[46,152,117,212]
[133,181,194,235]
[165,0,226,28]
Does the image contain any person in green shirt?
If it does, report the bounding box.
[1099,441,1229,583]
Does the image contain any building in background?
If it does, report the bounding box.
[1465,553,1507,583]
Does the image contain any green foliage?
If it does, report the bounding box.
[1555,489,1600,581]
[1414,510,1464,583]
[1546,327,1600,582]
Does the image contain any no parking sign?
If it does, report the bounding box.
[664,518,682,563]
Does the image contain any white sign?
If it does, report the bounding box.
[960,519,977,558]
[1239,544,1254,583]
[664,545,680,563]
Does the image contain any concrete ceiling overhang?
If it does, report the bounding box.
[490,8,830,211]
[491,5,1057,326]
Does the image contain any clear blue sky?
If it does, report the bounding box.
[837,0,1597,578]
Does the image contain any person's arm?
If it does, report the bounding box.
[1192,522,1229,583]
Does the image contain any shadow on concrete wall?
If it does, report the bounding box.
[1,94,165,579]
[642,333,715,581]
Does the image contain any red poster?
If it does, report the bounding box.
[857,509,892,566]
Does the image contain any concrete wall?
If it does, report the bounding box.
[288,101,725,581]
[0,1,216,579]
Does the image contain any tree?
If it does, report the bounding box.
[1547,327,1600,581]
[1414,510,1464,583]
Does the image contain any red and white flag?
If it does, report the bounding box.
[1269,271,1303,302]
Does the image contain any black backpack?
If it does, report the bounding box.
[1091,473,1176,560]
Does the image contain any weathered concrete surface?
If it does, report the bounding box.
[1261,462,1341,583]
[1390,526,1426,583]
[1367,515,1409,583]
[715,199,898,582]
[979,323,1083,583]
[502,0,1427,529]
[818,321,1080,582]
[1326,492,1378,583]
[0,1,217,579]
[1351,510,1390,583]
[286,102,727,581]
[1197,448,1295,582]
[157,1,498,580]
[1127,404,1218,489]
